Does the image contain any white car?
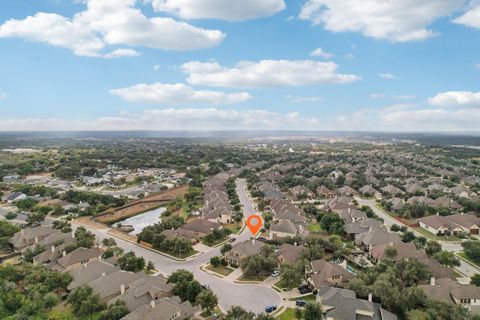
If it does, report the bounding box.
[271,270,280,277]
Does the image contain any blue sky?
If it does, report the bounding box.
[1,0,480,131]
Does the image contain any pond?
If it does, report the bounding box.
[114,207,166,235]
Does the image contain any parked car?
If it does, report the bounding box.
[229,237,236,243]
[298,285,311,294]
[295,300,307,307]
[265,305,277,313]
[271,270,280,277]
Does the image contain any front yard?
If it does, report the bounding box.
[205,264,234,276]
[412,227,461,241]
[276,308,296,320]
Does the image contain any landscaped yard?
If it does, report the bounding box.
[458,252,480,268]
[205,264,234,276]
[288,294,316,301]
[238,273,270,282]
[412,227,460,241]
[274,278,295,290]
[276,308,296,320]
[307,222,322,232]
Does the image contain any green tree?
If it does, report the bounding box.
[434,251,461,268]
[197,290,218,315]
[118,251,145,272]
[303,302,322,320]
[99,300,129,320]
[471,274,480,286]
[425,241,442,257]
[280,262,305,288]
[224,306,256,320]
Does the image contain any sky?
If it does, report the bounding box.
[1,0,480,131]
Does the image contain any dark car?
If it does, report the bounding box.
[265,305,277,313]
[295,300,307,307]
[298,285,311,294]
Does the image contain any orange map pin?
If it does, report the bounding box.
[246,214,263,236]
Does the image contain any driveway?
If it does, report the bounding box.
[73,179,281,314]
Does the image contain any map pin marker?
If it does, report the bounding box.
[246,214,263,236]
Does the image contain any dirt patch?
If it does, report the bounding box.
[74,217,109,229]
[96,184,189,224]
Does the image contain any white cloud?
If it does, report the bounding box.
[150,0,285,21]
[310,48,333,59]
[428,91,480,107]
[0,0,225,57]
[378,73,396,80]
[299,0,464,42]
[369,93,385,100]
[0,89,7,100]
[286,95,322,103]
[393,95,416,100]
[110,82,251,104]
[153,65,161,71]
[454,4,480,28]
[0,108,321,131]
[181,59,360,88]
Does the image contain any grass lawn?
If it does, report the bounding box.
[225,223,241,234]
[276,308,297,320]
[274,279,295,290]
[205,264,234,276]
[202,236,229,247]
[155,248,197,259]
[458,252,480,268]
[412,227,460,241]
[288,294,316,301]
[307,223,322,232]
[238,273,270,282]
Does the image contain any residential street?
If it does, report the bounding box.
[355,197,480,278]
[73,179,281,314]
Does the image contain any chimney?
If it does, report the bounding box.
[101,272,106,277]
[368,293,372,302]
[436,212,439,216]
[51,245,55,253]
[120,284,125,295]
[62,250,66,257]
[368,227,373,234]
[348,208,351,214]
[150,300,155,309]
[294,242,297,247]
[21,229,25,236]
[34,236,39,244]
[71,230,75,238]
[252,238,256,245]
[430,277,435,286]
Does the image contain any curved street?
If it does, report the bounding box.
[74,179,281,314]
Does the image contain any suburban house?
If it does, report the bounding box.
[181,219,222,236]
[419,277,480,315]
[120,296,197,320]
[369,242,426,263]
[345,219,383,238]
[359,185,381,198]
[9,226,58,251]
[109,275,174,312]
[224,239,266,266]
[307,259,352,289]
[67,260,118,291]
[160,228,202,244]
[88,270,146,300]
[450,185,476,198]
[355,227,402,253]
[380,185,404,196]
[291,185,314,200]
[274,243,304,265]
[338,186,359,197]
[317,185,337,199]
[51,247,103,272]
[336,208,367,223]
[316,286,398,320]
[417,213,480,235]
